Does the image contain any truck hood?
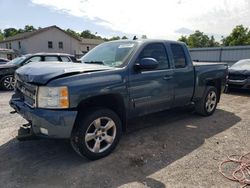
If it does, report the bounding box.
[16,62,114,84]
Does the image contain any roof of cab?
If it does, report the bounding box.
[104,39,186,46]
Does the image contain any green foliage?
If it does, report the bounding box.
[0,25,128,42]
[121,36,128,39]
[2,25,38,38]
[66,29,126,41]
[208,36,220,47]
[0,30,4,41]
[178,35,188,44]
[178,30,220,48]
[107,36,129,41]
[80,30,95,38]
[108,36,120,41]
[3,28,18,38]
[80,30,102,39]
[65,28,81,39]
[189,30,210,47]
[222,25,250,46]
[3,24,249,47]
[24,25,37,32]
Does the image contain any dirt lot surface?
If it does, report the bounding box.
[0,91,249,188]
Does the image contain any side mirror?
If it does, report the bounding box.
[135,58,158,70]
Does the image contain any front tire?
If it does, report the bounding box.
[1,75,15,90]
[71,108,122,160]
[195,86,218,116]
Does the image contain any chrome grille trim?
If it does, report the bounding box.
[16,80,37,108]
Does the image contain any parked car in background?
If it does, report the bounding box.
[0,53,78,90]
[227,59,250,90]
[0,58,9,64]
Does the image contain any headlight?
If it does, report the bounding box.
[37,86,69,109]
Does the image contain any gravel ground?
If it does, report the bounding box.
[0,90,249,188]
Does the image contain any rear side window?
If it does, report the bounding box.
[60,56,71,62]
[170,44,187,68]
[138,43,169,70]
[44,56,59,61]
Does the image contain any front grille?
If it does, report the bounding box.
[228,74,247,80]
[16,80,37,108]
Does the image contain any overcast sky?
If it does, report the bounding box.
[1,0,250,40]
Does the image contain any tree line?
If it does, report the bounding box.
[1,25,250,47]
[0,25,39,40]
[178,25,250,48]
[65,29,129,41]
[0,25,129,42]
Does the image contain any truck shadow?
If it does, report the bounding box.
[0,108,241,188]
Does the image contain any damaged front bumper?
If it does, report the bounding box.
[9,95,77,140]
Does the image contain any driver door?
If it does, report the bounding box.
[128,43,174,116]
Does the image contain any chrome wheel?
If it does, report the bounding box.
[85,117,116,153]
[205,90,217,113]
[3,75,15,90]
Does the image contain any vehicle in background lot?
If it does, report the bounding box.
[0,58,9,64]
[227,59,250,90]
[10,40,228,160]
[0,53,78,90]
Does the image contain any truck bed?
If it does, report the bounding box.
[192,61,228,102]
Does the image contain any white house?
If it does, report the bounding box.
[0,25,103,59]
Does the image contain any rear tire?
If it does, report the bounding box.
[71,108,122,160]
[195,86,218,116]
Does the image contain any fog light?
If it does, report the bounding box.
[40,128,48,135]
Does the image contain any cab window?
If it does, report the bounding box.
[137,43,169,70]
[170,44,187,68]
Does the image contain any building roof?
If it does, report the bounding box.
[0,25,81,43]
[81,38,104,45]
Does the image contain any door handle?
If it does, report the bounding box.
[163,75,173,80]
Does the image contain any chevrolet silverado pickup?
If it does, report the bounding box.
[10,40,228,160]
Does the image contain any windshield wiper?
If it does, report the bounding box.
[84,61,104,65]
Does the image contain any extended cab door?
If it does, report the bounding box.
[128,43,174,116]
[169,43,195,107]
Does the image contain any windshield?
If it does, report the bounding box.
[80,41,137,67]
[232,59,250,69]
[7,56,26,65]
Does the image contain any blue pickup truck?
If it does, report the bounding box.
[10,40,228,160]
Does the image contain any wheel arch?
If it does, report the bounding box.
[206,79,222,102]
[72,93,127,134]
